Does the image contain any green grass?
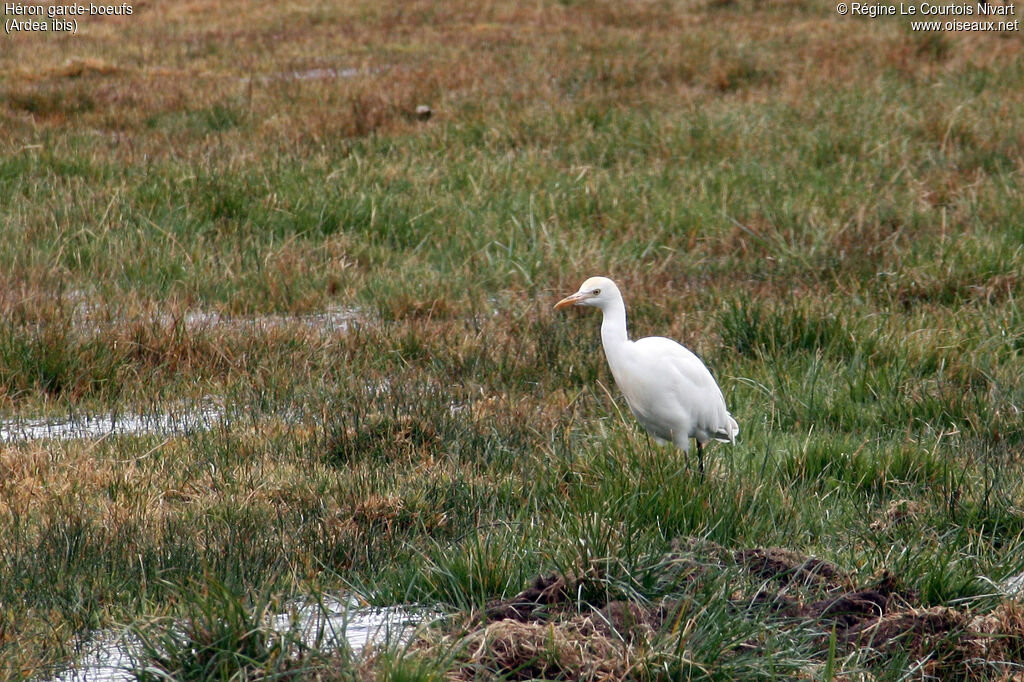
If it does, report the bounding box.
[2,0,1024,679]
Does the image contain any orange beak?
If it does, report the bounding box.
[554,291,589,310]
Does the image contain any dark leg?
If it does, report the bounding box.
[696,441,705,477]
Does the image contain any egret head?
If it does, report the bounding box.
[554,276,620,311]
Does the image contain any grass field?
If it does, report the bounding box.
[2,0,1024,678]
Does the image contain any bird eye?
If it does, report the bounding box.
[593,289,601,295]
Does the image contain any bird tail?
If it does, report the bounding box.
[713,414,739,444]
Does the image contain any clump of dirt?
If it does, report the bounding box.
[735,547,850,592]
[802,571,903,628]
[485,573,575,622]
[736,588,802,618]
[840,606,965,654]
[425,540,1024,680]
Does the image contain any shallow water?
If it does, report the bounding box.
[285,66,361,80]
[0,400,223,444]
[49,598,427,682]
[180,307,362,334]
[69,301,363,336]
[247,66,366,83]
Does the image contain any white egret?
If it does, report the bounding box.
[555,276,738,471]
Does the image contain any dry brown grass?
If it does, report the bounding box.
[5,0,1020,159]
[446,616,640,681]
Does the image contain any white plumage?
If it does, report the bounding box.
[555,276,738,471]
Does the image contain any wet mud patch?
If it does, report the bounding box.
[423,540,1024,680]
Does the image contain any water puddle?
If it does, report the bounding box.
[249,65,390,83]
[68,298,364,336]
[271,596,428,651]
[180,308,362,334]
[50,598,429,682]
[0,399,223,444]
[280,66,360,80]
[61,290,363,335]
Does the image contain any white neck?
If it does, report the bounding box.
[599,294,630,359]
